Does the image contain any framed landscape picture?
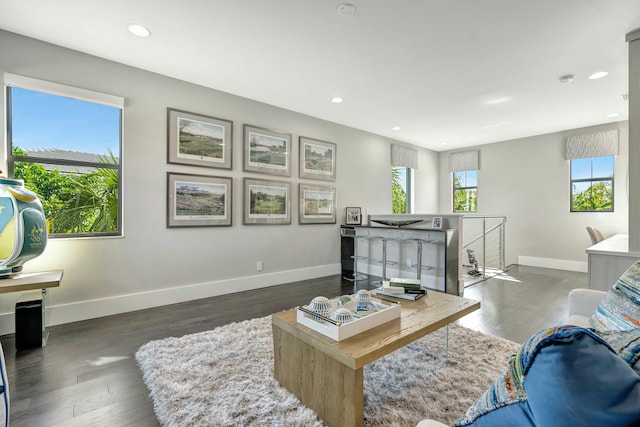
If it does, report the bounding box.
[243,124,291,176]
[299,184,336,224]
[243,178,291,225]
[167,173,232,227]
[167,108,232,169]
[299,136,336,181]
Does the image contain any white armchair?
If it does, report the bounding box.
[567,288,607,328]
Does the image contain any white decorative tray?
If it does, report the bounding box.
[296,295,401,341]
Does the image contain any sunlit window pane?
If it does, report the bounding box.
[570,155,613,212]
[392,166,411,214]
[453,170,477,212]
[8,84,122,237]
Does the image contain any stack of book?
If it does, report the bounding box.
[376,278,427,300]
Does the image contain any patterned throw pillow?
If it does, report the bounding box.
[590,260,640,331]
[594,328,640,374]
[452,353,534,427]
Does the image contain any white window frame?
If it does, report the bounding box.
[4,73,124,238]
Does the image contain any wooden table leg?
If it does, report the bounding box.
[273,324,364,427]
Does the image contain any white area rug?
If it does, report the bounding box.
[135,315,519,426]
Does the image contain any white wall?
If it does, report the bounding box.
[0,30,439,333]
[413,149,440,213]
[438,122,629,271]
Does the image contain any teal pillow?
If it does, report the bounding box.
[590,260,640,331]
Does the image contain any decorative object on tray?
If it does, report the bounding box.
[298,183,336,224]
[308,296,332,318]
[355,289,378,315]
[355,289,371,304]
[299,136,336,181]
[167,108,232,169]
[296,292,400,341]
[243,124,291,177]
[337,295,356,313]
[370,218,424,227]
[332,307,354,324]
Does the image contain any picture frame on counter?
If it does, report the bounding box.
[167,172,232,227]
[299,136,336,181]
[243,124,291,176]
[345,207,362,225]
[299,184,336,224]
[432,216,443,229]
[243,178,291,225]
[167,108,233,169]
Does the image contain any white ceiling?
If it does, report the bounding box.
[1,0,639,151]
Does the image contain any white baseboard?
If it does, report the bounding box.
[0,263,341,336]
[517,256,588,273]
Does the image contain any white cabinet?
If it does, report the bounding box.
[586,234,639,290]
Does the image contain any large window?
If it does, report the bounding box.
[453,170,477,212]
[392,166,412,213]
[6,76,123,237]
[570,155,614,212]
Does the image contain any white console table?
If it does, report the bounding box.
[586,234,640,291]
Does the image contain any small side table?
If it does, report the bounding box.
[0,270,63,347]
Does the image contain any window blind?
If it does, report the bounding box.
[449,150,479,172]
[391,144,418,169]
[565,129,619,160]
[4,72,124,108]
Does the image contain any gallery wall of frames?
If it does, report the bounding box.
[166,108,337,227]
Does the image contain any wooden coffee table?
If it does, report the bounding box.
[272,291,480,427]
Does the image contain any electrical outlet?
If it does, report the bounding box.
[257,261,263,271]
[407,258,412,267]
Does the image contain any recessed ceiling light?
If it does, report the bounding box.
[441,142,449,146]
[588,71,608,80]
[559,74,575,83]
[128,24,151,38]
[486,97,510,105]
[391,126,401,131]
[337,3,356,16]
[482,121,511,129]
[331,97,343,103]
[606,113,620,118]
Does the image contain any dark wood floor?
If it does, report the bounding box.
[0,265,587,426]
[457,265,588,343]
